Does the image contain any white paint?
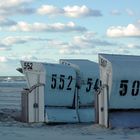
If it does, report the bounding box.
[60,59,99,122]
[21,61,45,123]
[98,53,140,128]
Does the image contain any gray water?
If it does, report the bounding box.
[0,76,27,110]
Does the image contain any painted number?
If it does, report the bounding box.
[100,58,107,67]
[51,74,73,90]
[94,79,102,91]
[132,81,140,96]
[86,78,100,92]
[51,74,57,89]
[119,80,128,96]
[23,62,33,70]
[67,76,73,90]
[86,78,93,92]
[59,75,65,90]
[119,80,140,96]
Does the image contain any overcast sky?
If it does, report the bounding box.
[0,0,140,75]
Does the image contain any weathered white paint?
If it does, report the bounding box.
[98,54,140,128]
[21,61,45,123]
[60,59,99,122]
[20,59,99,123]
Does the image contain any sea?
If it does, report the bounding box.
[0,76,27,110]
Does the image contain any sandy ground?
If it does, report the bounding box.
[0,122,140,140]
[0,109,140,140]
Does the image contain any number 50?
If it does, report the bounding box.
[119,80,140,96]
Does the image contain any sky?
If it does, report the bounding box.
[0,0,140,75]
